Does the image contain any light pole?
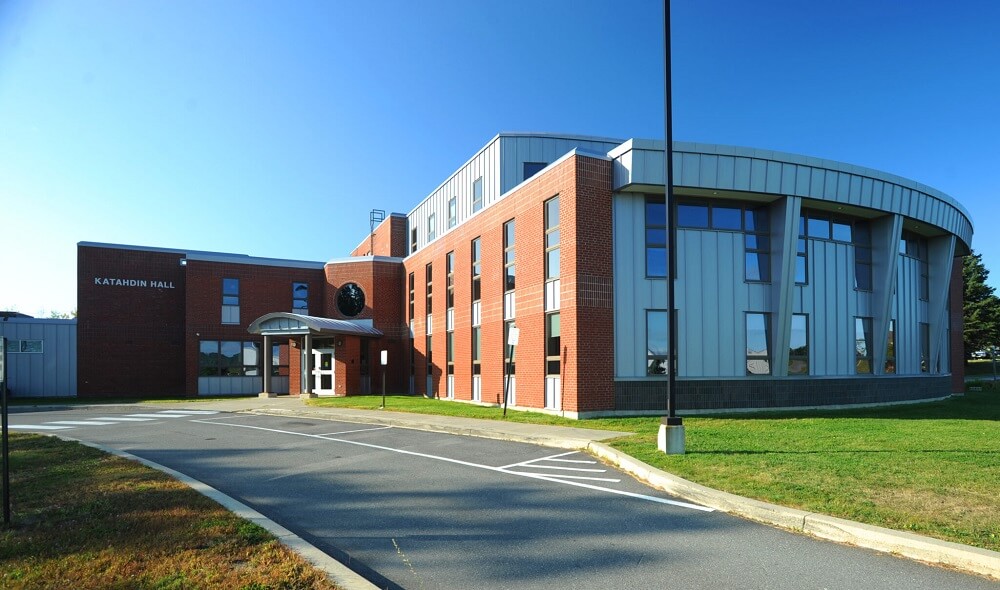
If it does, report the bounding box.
[658,0,684,454]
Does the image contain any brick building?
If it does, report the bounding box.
[76,133,973,416]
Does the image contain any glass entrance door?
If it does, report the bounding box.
[312,348,335,395]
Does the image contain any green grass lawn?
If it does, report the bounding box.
[0,434,339,590]
[311,391,1000,552]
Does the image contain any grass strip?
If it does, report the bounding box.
[0,433,340,590]
[311,391,1000,552]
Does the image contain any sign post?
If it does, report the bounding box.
[380,350,388,409]
[1,336,10,525]
[503,326,519,418]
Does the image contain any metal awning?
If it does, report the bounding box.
[247,312,383,338]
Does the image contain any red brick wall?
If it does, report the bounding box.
[950,257,965,392]
[402,154,615,412]
[324,259,407,395]
[350,214,408,258]
[78,246,187,397]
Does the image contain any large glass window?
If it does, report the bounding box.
[199,340,259,376]
[855,317,873,374]
[677,204,708,228]
[885,319,896,374]
[472,177,483,213]
[292,282,309,314]
[471,237,481,301]
[222,278,240,325]
[410,226,418,254]
[546,312,561,375]
[796,216,808,284]
[545,197,560,281]
[745,207,770,282]
[902,231,929,301]
[646,310,669,375]
[504,219,516,291]
[789,314,809,375]
[448,197,457,228]
[645,197,666,278]
[427,213,436,242]
[746,313,771,375]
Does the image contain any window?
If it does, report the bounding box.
[746,313,771,375]
[806,216,830,240]
[446,251,455,309]
[410,226,418,254]
[745,207,770,282]
[854,221,872,291]
[472,326,481,375]
[712,206,742,230]
[885,319,896,374]
[902,231,929,301]
[796,216,808,284]
[336,283,366,317]
[546,312,561,375]
[448,197,457,228]
[447,331,454,375]
[271,343,288,377]
[222,278,240,324]
[6,339,43,354]
[646,310,669,375]
[292,282,309,314]
[645,197,666,278]
[472,176,483,213]
[426,333,433,375]
[545,197,560,281]
[523,161,546,181]
[199,340,259,376]
[427,213,436,242]
[504,219,516,291]
[677,204,708,228]
[471,237,481,301]
[920,322,930,373]
[789,314,808,375]
[408,272,415,322]
[425,263,433,315]
[855,317,873,374]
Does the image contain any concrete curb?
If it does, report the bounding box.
[249,406,1000,581]
[70,438,380,590]
[586,442,1000,581]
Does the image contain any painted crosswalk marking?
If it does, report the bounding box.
[47,420,118,426]
[11,410,220,432]
[500,451,622,483]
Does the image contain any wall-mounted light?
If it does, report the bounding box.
[179,259,187,266]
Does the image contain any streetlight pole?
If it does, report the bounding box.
[658,0,685,454]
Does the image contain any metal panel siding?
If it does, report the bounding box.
[798,241,854,376]
[717,156,735,189]
[750,159,768,192]
[781,162,796,194]
[734,157,752,190]
[699,155,718,188]
[0,320,77,397]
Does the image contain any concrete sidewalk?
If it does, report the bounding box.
[148,396,999,581]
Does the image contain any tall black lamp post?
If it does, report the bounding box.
[658,0,685,454]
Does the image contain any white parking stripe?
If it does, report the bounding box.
[514,473,622,483]
[514,464,606,473]
[499,450,580,470]
[547,458,597,464]
[157,410,220,415]
[316,425,392,436]
[193,418,714,512]
[128,414,185,418]
[11,425,74,431]
[47,421,118,426]
[92,417,157,422]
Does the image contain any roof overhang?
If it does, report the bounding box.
[247,312,383,338]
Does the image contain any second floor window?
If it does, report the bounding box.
[504,219,516,291]
[222,278,240,325]
[292,282,308,314]
[472,237,482,301]
[545,197,560,281]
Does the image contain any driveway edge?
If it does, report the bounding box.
[586,441,1000,581]
[72,438,380,590]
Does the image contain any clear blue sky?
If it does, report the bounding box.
[1,0,998,316]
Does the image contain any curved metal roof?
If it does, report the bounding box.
[247,312,383,337]
[609,139,973,251]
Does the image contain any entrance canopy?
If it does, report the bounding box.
[248,312,383,338]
